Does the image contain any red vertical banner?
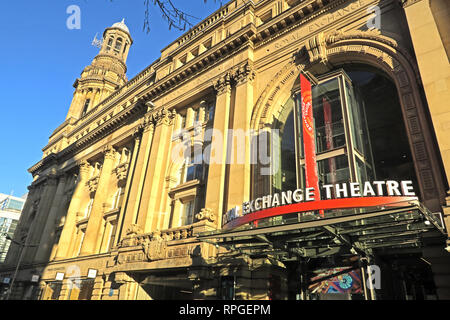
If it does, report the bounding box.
[300,74,323,216]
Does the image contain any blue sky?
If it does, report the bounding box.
[0,0,224,197]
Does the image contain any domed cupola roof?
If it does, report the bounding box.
[111,19,129,34]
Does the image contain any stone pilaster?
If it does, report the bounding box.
[117,117,156,241]
[34,173,68,262]
[80,146,117,255]
[226,62,255,212]
[55,160,91,259]
[204,73,233,227]
[23,174,59,264]
[113,130,142,247]
[136,108,176,233]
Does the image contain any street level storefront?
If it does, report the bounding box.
[1,0,450,300]
[200,195,446,299]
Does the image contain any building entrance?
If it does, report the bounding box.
[199,69,447,300]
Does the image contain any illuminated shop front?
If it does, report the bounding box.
[200,68,447,300]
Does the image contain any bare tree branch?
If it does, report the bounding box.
[143,0,221,33]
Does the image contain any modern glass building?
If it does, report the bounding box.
[0,194,26,264]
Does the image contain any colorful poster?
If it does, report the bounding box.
[308,268,363,294]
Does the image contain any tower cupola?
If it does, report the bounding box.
[65,19,133,120]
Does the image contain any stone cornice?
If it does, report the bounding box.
[29,101,148,175]
[399,0,424,8]
[252,0,349,48]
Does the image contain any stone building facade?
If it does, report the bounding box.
[0,0,449,300]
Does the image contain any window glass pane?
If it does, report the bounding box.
[316,155,350,197]
[312,78,345,153]
[50,282,62,300]
[114,38,123,53]
[181,201,195,225]
[219,276,235,300]
[208,104,215,122]
[78,279,95,300]
[186,165,196,181]
[6,199,24,211]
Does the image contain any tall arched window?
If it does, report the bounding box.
[106,37,114,51]
[114,37,123,54]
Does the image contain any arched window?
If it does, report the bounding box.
[114,38,123,53]
[81,99,90,117]
[106,37,114,51]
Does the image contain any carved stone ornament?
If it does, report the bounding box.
[78,160,91,179]
[143,231,167,261]
[125,224,143,236]
[195,208,216,223]
[234,62,256,85]
[113,162,129,182]
[150,108,176,126]
[305,32,328,65]
[213,72,232,94]
[32,199,40,212]
[87,176,99,193]
[103,145,116,160]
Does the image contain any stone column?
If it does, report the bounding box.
[55,161,91,259]
[80,146,117,255]
[34,173,67,262]
[114,130,142,246]
[226,63,255,212]
[137,109,176,233]
[204,73,232,226]
[117,118,155,240]
[23,174,59,264]
[186,107,195,128]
